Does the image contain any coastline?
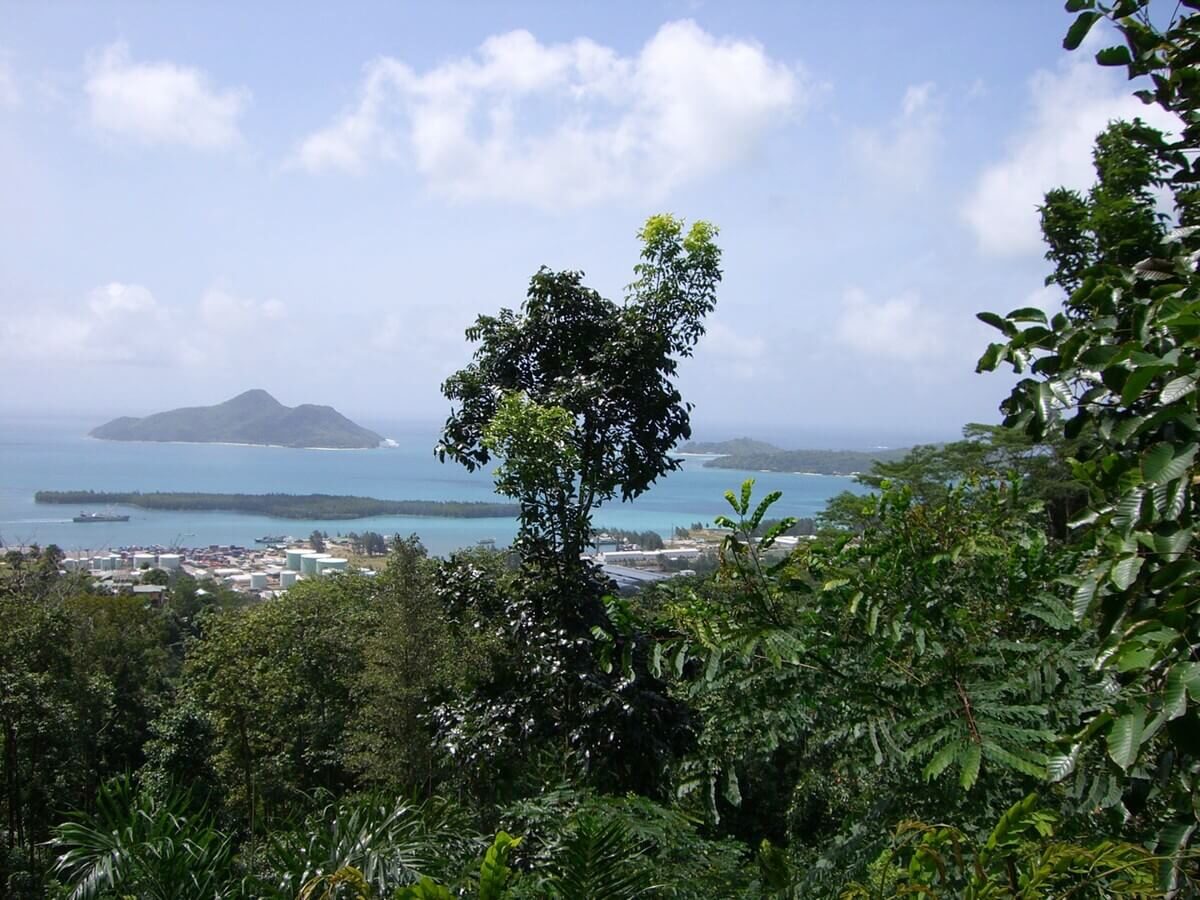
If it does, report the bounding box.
[85,435,393,452]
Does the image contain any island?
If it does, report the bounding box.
[35,491,519,520]
[679,437,910,476]
[89,389,385,449]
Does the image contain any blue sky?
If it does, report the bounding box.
[0,2,1177,444]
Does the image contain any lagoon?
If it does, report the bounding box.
[0,414,869,556]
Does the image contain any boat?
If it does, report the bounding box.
[73,512,130,523]
[255,535,287,544]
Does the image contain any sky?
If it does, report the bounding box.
[0,1,1179,444]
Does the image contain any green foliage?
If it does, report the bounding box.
[645,479,1099,888]
[348,538,487,793]
[437,213,721,564]
[975,0,1200,875]
[178,575,377,832]
[840,793,1178,898]
[260,795,477,899]
[35,490,518,520]
[52,775,238,900]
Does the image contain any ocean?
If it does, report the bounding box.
[0,414,871,556]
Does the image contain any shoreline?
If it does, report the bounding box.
[85,435,395,452]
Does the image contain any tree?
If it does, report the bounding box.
[1039,119,1169,297]
[178,575,376,834]
[310,530,326,553]
[437,214,722,569]
[976,0,1200,882]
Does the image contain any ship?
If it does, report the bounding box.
[73,512,130,523]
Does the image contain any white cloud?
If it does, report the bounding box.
[0,60,19,108]
[1,283,174,366]
[851,81,941,188]
[963,55,1177,256]
[0,283,287,369]
[199,287,285,331]
[85,43,249,150]
[834,287,946,362]
[291,20,803,207]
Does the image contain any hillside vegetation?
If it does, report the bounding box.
[35,490,519,520]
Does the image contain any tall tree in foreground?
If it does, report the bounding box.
[977,0,1200,887]
[436,214,721,571]
[432,215,719,796]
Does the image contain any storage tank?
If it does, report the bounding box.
[157,554,181,570]
[317,557,348,575]
[300,552,329,575]
[285,549,306,571]
[91,556,105,571]
[280,570,299,589]
[250,572,268,589]
[133,552,155,568]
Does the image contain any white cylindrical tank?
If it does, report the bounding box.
[91,556,105,570]
[285,549,306,571]
[63,558,80,572]
[157,554,181,570]
[250,572,268,589]
[280,570,299,588]
[133,552,155,568]
[317,557,348,575]
[300,552,328,574]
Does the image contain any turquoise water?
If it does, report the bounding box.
[0,415,868,556]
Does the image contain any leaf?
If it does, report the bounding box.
[1073,573,1101,620]
[1160,374,1197,404]
[924,741,959,781]
[1006,306,1048,323]
[1063,11,1102,49]
[1165,664,1190,721]
[478,832,521,900]
[1107,706,1146,770]
[1064,0,1094,10]
[1142,444,1176,482]
[1110,555,1143,591]
[959,742,982,791]
[977,311,1017,337]
[1150,443,1197,486]
[1096,45,1132,65]
[1047,746,1078,783]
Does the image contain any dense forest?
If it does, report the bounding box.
[34,492,520,520]
[4,5,1200,896]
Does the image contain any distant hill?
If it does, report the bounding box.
[679,437,784,455]
[680,437,911,475]
[90,390,384,449]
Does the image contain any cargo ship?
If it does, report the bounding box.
[73,512,130,523]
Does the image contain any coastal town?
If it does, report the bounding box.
[45,526,814,598]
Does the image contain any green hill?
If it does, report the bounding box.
[89,389,384,449]
[679,437,784,455]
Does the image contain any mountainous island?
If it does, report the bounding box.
[89,389,385,449]
[680,437,910,476]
